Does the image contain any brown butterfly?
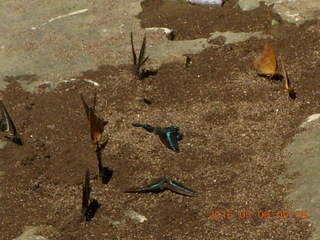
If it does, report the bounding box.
[254,43,277,78]
[80,94,107,145]
[0,100,22,145]
[280,57,296,100]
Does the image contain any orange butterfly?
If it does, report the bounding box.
[280,57,296,100]
[254,43,277,78]
[80,94,108,146]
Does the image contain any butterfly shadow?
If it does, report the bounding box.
[84,199,101,222]
[100,166,113,185]
[257,73,283,81]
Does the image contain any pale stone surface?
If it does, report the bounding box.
[279,115,320,240]
[273,0,320,25]
[209,31,262,44]
[13,226,48,240]
[0,0,208,92]
[236,0,320,25]
[125,209,147,223]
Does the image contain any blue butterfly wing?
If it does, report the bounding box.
[167,180,198,197]
[159,131,181,152]
[124,178,166,193]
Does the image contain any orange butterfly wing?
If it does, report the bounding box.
[89,108,106,145]
[254,43,277,77]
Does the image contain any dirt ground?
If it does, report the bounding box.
[0,0,319,239]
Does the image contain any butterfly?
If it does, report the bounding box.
[80,94,108,146]
[280,57,296,100]
[254,43,277,78]
[0,100,22,145]
[81,170,101,222]
[132,123,183,152]
[130,32,149,79]
[124,178,198,197]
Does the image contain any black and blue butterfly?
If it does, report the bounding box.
[0,100,22,145]
[132,123,183,152]
[130,33,157,79]
[124,178,198,197]
[95,139,113,184]
[130,32,149,79]
[81,170,100,222]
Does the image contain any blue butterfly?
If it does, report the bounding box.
[132,123,183,152]
[124,178,198,197]
[0,100,22,145]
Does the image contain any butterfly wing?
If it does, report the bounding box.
[82,170,91,210]
[0,101,10,132]
[124,178,166,193]
[96,139,108,174]
[280,57,296,100]
[80,94,89,120]
[138,34,149,67]
[89,107,107,145]
[158,129,181,152]
[132,123,154,132]
[254,43,277,77]
[167,180,198,197]
[0,101,22,145]
[130,32,137,66]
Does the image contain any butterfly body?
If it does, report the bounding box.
[124,178,198,197]
[0,101,22,145]
[254,43,277,78]
[132,123,183,152]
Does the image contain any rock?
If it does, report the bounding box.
[13,226,48,240]
[124,210,147,223]
[188,0,223,6]
[209,31,262,44]
[279,114,320,239]
[273,0,320,25]
[236,0,320,25]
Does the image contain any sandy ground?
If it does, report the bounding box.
[1,0,320,239]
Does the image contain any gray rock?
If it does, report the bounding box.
[13,227,48,240]
[279,114,320,240]
[124,210,147,223]
[209,31,262,44]
[236,0,320,25]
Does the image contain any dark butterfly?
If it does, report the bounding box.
[81,170,100,222]
[130,32,149,79]
[132,123,183,152]
[95,139,113,184]
[0,100,22,145]
[80,94,108,146]
[124,178,198,197]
